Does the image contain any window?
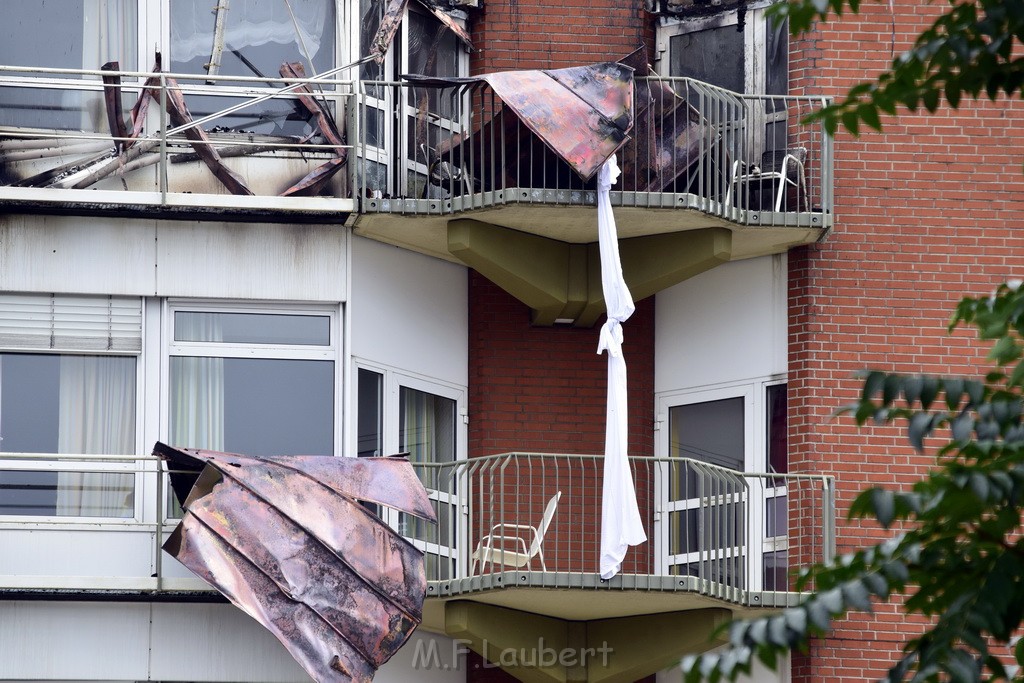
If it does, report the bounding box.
[660,9,789,159]
[355,364,466,579]
[355,1,468,197]
[167,306,336,457]
[656,380,787,590]
[0,0,138,130]
[0,294,142,518]
[168,0,337,137]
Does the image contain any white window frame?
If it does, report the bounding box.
[353,3,470,198]
[0,294,146,525]
[656,4,787,162]
[160,299,342,460]
[352,359,468,579]
[654,377,786,590]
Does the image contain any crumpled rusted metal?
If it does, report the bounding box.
[405,61,634,181]
[404,51,713,192]
[155,442,436,683]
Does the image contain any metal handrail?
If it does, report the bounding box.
[0,451,835,604]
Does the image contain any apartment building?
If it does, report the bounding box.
[1,0,1015,682]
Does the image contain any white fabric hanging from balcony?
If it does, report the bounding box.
[596,155,647,580]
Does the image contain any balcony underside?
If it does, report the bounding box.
[355,196,827,325]
[355,193,829,264]
[421,572,800,633]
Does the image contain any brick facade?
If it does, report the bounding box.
[787,1,1024,680]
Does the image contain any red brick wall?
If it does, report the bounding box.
[468,271,655,460]
[788,1,1024,681]
[469,0,654,73]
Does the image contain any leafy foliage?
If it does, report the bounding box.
[681,282,1024,683]
[770,0,1024,136]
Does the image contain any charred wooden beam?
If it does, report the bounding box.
[278,62,345,148]
[145,77,254,196]
[101,62,130,153]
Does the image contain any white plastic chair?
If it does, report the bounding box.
[470,491,561,574]
[725,147,808,212]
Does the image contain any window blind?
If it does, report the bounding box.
[0,294,143,352]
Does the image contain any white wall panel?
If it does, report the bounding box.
[0,601,465,683]
[655,255,787,394]
[0,601,152,680]
[155,222,346,301]
[0,528,153,579]
[0,216,347,302]
[0,215,156,295]
[351,236,468,386]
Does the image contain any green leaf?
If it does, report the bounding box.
[841,580,872,611]
[920,376,939,409]
[872,488,896,527]
[908,411,933,452]
[783,607,807,635]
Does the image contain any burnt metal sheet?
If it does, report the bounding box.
[407,51,716,193]
[156,442,436,683]
[406,61,634,181]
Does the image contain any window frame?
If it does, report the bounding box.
[0,295,145,523]
[656,4,788,162]
[161,299,342,460]
[654,377,787,589]
[353,359,468,579]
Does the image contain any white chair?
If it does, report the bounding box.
[725,147,808,212]
[470,491,561,574]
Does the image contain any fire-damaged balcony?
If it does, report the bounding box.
[0,62,356,219]
[0,451,834,681]
[0,62,833,322]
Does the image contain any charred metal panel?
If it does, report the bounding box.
[405,56,711,191]
[156,443,436,683]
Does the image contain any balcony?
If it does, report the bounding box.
[0,451,833,680]
[0,450,833,602]
[0,66,833,322]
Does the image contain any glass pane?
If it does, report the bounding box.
[174,311,330,345]
[671,559,745,587]
[763,550,788,591]
[669,397,744,468]
[669,25,744,93]
[0,470,134,518]
[169,357,333,456]
[399,387,456,465]
[357,369,383,457]
[401,498,453,547]
[766,494,787,537]
[669,501,745,555]
[0,353,136,517]
[0,354,136,454]
[767,384,788,476]
[765,16,789,111]
[170,0,336,80]
[406,11,461,118]
[0,1,138,130]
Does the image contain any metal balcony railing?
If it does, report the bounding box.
[407,453,835,606]
[0,452,834,607]
[0,65,832,228]
[0,64,356,211]
[354,77,833,228]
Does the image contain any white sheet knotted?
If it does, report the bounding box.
[596,155,647,580]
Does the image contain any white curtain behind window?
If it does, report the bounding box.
[170,0,330,64]
[170,314,225,451]
[55,356,136,517]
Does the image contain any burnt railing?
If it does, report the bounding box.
[0,64,356,212]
